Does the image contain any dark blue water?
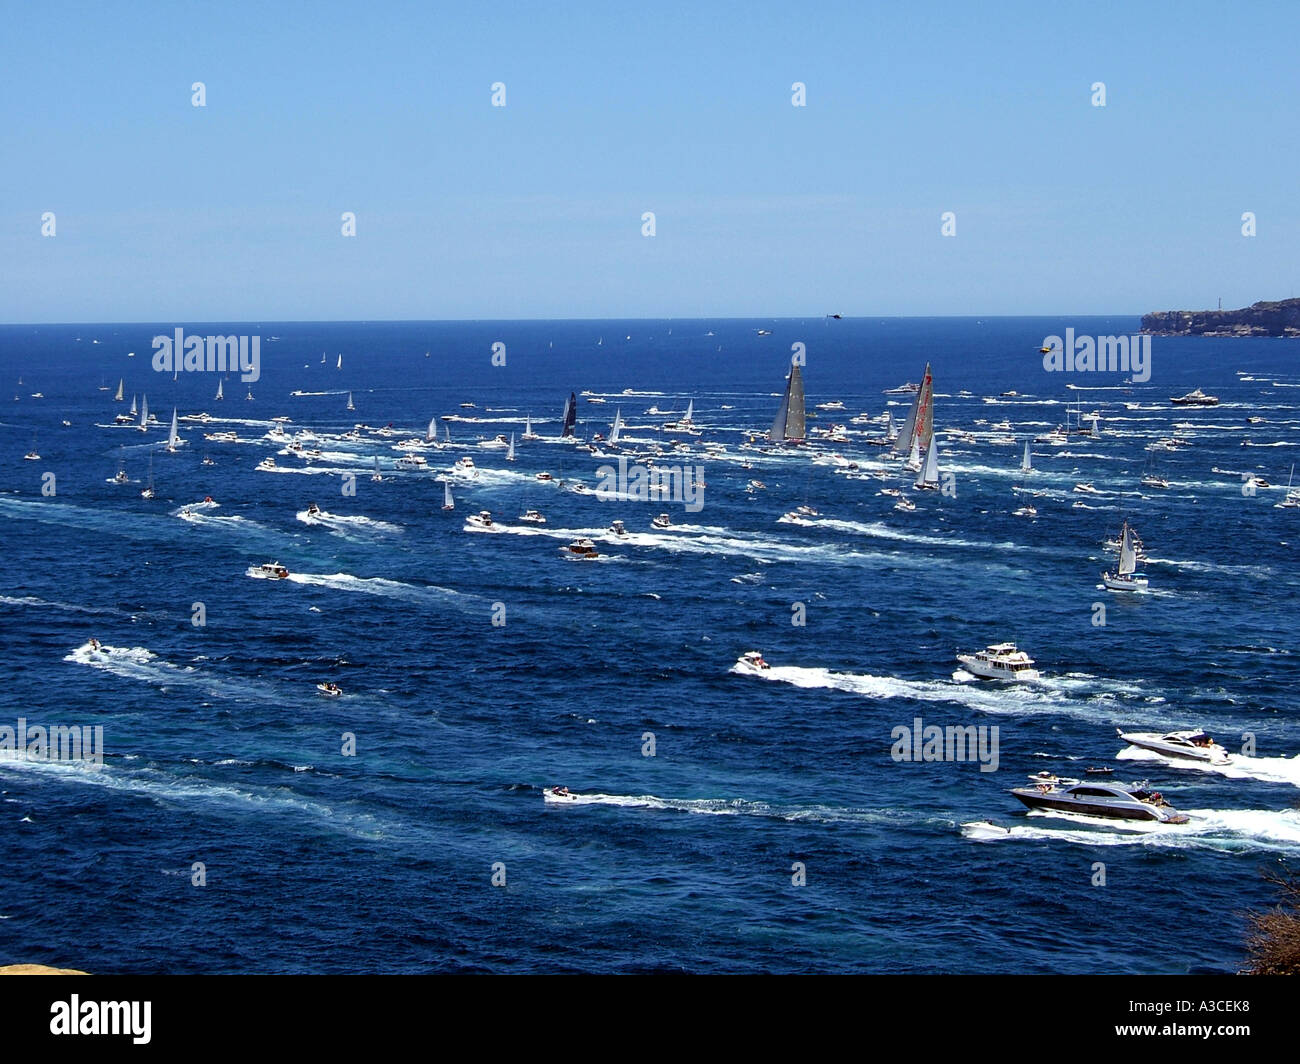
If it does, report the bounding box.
[1,317,1296,973]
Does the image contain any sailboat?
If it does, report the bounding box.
[215,378,224,401]
[336,354,342,369]
[768,364,806,445]
[424,417,436,443]
[915,437,940,490]
[1140,446,1168,489]
[114,378,124,402]
[893,363,933,460]
[443,423,451,444]
[1277,465,1300,508]
[561,393,577,438]
[23,432,39,460]
[506,433,516,462]
[138,394,149,431]
[130,394,138,415]
[608,409,623,447]
[442,480,455,511]
[371,456,384,482]
[522,414,539,441]
[1021,439,1032,473]
[1102,521,1148,592]
[141,453,156,499]
[166,408,182,452]
[347,392,355,412]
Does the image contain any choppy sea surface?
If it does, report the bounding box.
[1,316,1297,973]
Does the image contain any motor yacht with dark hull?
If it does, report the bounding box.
[1116,728,1230,765]
[1011,780,1188,823]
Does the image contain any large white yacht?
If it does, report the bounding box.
[1116,728,1230,765]
[956,643,1040,681]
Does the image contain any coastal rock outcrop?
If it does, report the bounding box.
[1141,298,1300,337]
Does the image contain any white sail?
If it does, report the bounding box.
[168,408,180,449]
[907,432,920,467]
[444,481,454,509]
[1021,439,1032,472]
[915,436,939,488]
[139,394,149,429]
[347,391,355,411]
[683,399,694,425]
[336,354,342,369]
[507,433,516,461]
[130,394,138,414]
[215,378,223,400]
[609,407,622,445]
[114,378,124,401]
[1090,415,1100,439]
[426,417,435,442]
[524,414,532,436]
[444,423,450,443]
[1119,523,1137,576]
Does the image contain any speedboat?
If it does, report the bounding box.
[306,502,322,517]
[23,449,39,461]
[735,651,771,673]
[1073,482,1101,494]
[894,497,916,512]
[395,454,427,470]
[609,519,628,536]
[543,786,580,804]
[316,682,343,698]
[562,538,599,559]
[456,456,475,470]
[1170,388,1219,406]
[651,513,672,529]
[466,510,493,529]
[1012,504,1037,517]
[956,643,1040,681]
[519,509,546,524]
[1117,728,1230,765]
[256,457,278,471]
[252,562,290,580]
[884,381,920,395]
[1011,780,1188,823]
[535,471,553,481]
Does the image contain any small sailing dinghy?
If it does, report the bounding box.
[1101,520,1148,592]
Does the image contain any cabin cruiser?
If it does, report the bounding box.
[316,682,343,698]
[455,456,475,470]
[205,430,238,442]
[1117,728,1230,765]
[114,412,135,425]
[956,643,1040,681]
[735,651,771,672]
[519,509,546,525]
[651,513,672,529]
[466,510,494,529]
[256,457,278,471]
[1035,426,1068,446]
[535,471,553,481]
[562,537,599,559]
[395,454,427,470]
[609,519,628,536]
[252,562,290,580]
[884,381,920,395]
[1011,780,1188,823]
[1170,388,1219,406]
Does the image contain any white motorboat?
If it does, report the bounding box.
[1073,482,1101,494]
[1012,504,1037,517]
[894,497,916,512]
[1170,388,1219,406]
[1011,780,1188,824]
[535,471,553,482]
[306,502,323,517]
[1140,474,1169,489]
[316,682,343,698]
[519,509,546,524]
[252,561,291,580]
[957,642,1040,681]
[609,519,628,536]
[1117,728,1230,765]
[543,786,580,804]
[651,513,672,529]
[562,537,599,559]
[256,457,278,471]
[734,651,771,673]
[466,510,494,528]
[395,454,427,470]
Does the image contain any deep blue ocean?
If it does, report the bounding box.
[1,317,1297,974]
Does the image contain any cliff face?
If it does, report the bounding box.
[1141,298,1300,337]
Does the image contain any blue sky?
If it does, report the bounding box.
[2,0,1297,321]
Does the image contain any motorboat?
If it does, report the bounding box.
[884,381,920,395]
[536,471,553,481]
[519,509,546,524]
[1012,504,1037,517]
[1073,482,1101,494]
[1170,389,1219,406]
[735,651,771,673]
[306,502,322,517]
[956,643,1040,681]
[466,510,494,529]
[316,682,343,698]
[252,562,290,580]
[651,513,672,529]
[395,454,427,470]
[256,457,278,471]
[1012,780,1188,823]
[543,786,580,804]
[562,537,599,559]
[1140,474,1169,489]
[609,519,628,536]
[1117,728,1230,765]
[894,497,916,512]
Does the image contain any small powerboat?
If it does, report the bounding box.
[466,510,494,529]
[519,510,546,525]
[735,651,771,673]
[609,519,628,536]
[651,513,672,529]
[562,538,599,559]
[306,502,322,517]
[1117,728,1230,765]
[543,786,580,804]
[316,682,343,698]
[253,562,290,580]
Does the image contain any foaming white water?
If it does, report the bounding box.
[280,571,464,604]
[966,808,1300,853]
[1116,746,1300,788]
[546,790,900,825]
[295,510,402,535]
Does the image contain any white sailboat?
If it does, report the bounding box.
[371,456,383,482]
[443,423,451,444]
[347,391,355,412]
[1277,464,1300,509]
[336,354,342,369]
[130,394,138,415]
[506,433,516,462]
[138,394,149,431]
[215,378,224,401]
[1020,439,1032,473]
[608,408,623,446]
[1102,521,1148,592]
[166,408,181,452]
[114,378,124,402]
[915,436,940,490]
[522,414,539,441]
[425,417,436,443]
[141,453,155,499]
[442,480,455,510]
